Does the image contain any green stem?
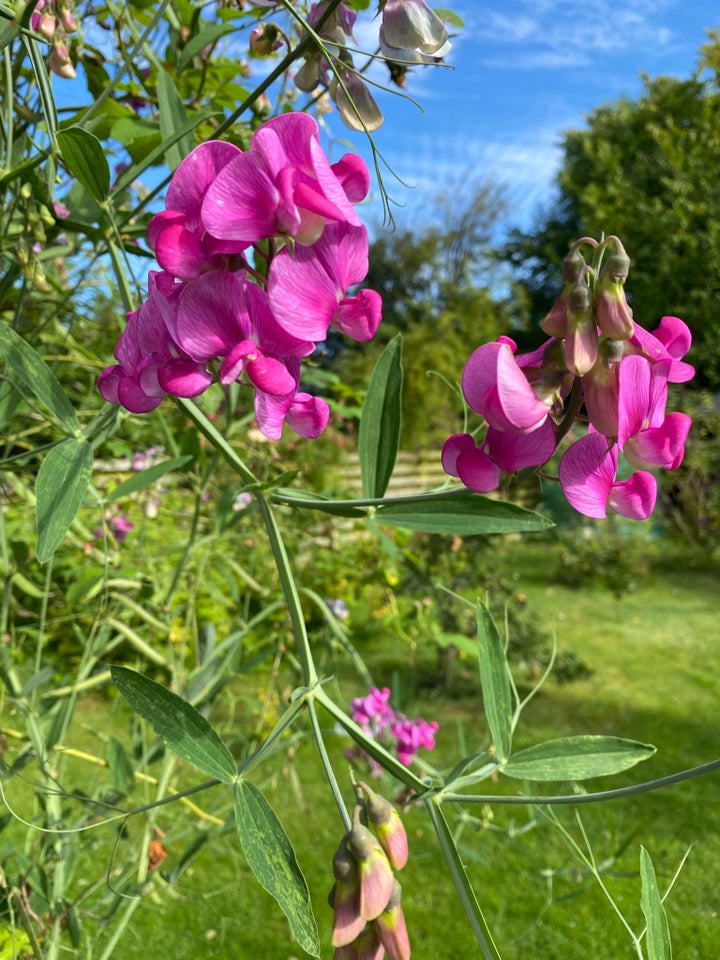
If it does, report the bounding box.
[425,799,503,960]
[439,757,720,805]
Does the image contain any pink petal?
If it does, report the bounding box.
[254,391,295,440]
[617,355,669,448]
[332,153,370,203]
[495,344,552,431]
[624,412,692,470]
[165,140,242,229]
[456,445,501,493]
[629,320,695,383]
[333,289,382,341]
[606,472,657,520]
[558,432,618,518]
[441,434,476,477]
[153,221,209,280]
[654,316,692,359]
[285,393,330,437]
[158,359,213,398]
[245,354,296,395]
[486,419,557,471]
[201,152,282,244]
[176,270,251,360]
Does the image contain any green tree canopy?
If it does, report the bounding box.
[506,33,720,388]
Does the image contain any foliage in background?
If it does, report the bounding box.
[505,32,720,390]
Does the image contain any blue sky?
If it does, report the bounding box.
[333,0,719,232]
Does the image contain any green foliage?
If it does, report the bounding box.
[506,34,720,387]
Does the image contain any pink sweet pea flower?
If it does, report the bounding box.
[628,316,695,383]
[558,431,657,520]
[617,355,691,470]
[267,222,381,342]
[201,113,364,246]
[98,273,212,412]
[175,269,313,391]
[442,420,557,494]
[461,339,555,433]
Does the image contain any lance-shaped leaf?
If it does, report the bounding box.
[359,334,402,499]
[374,491,553,535]
[157,69,195,170]
[234,779,320,957]
[503,735,655,781]
[640,847,672,960]
[57,127,111,202]
[110,666,237,784]
[476,601,512,761]
[0,325,79,433]
[106,456,193,502]
[36,438,93,562]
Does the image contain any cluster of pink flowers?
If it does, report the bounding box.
[330,782,410,960]
[32,0,77,78]
[350,686,438,772]
[443,237,694,521]
[99,114,381,440]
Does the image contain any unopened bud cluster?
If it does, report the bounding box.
[31,0,78,78]
[256,0,450,131]
[329,783,410,960]
[443,236,695,521]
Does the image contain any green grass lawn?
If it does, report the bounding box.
[3,543,718,959]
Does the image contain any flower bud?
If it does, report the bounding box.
[563,274,598,376]
[375,881,411,960]
[595,271,634,340]
[380,0,448,54]
[349,806,395,921]
[357,781,408,870]
[330,838,365,948]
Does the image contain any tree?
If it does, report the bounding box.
[506,33,720,388]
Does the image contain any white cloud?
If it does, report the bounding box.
[464,0,679,68]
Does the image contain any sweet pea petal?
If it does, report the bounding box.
[158,359,213,398]
[201,152,284,243]
[441,433,476,477]
[333,289,382,342]
[165,140,242,229]
[176,270,251,360]
[624,412,692,470]
[456,445,501,493]
[486,418,557,471]
[285,393,330,438]
[606,472,657,520]
[558,432,618,518]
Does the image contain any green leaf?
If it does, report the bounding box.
[106,455,193,502]
[57,127,111,202]
[177,23,239,72]
[233,780,320,957]
[477,601,512,761]
[0,21,18,52]
[503,735,655,781]
[358,334,402,498]
[0,325,79,433]
[434,7,465,28]
[36,439,93,562]
[110,666,237,784]
[157,69,195,170]
[106,736,135,794]
[640,847,673,960]
[375,491,554,534]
